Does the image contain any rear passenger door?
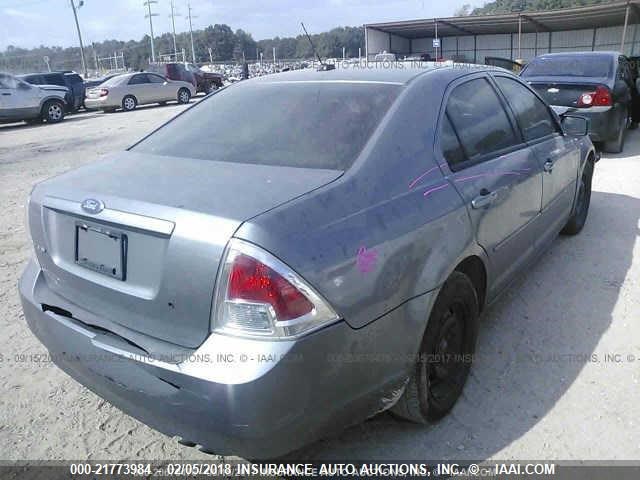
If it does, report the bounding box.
[437,74,544,296]
[127,73,152,104]
[494,74,579,238]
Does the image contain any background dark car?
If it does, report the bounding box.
[18,71,85,111]
[147,62,223,94]
[520,51,637,153]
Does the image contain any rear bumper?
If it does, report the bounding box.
[19,259,435,459]
[572,104,624,143]
[84,97,119,110]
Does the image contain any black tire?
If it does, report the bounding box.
[177,88,191,104]
[561,159,594,236]
[602,109,627,153]
[41,100,65,123]
[122,95,137,112]
[391,272,479,423]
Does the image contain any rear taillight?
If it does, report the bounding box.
[213,239,338,339]
[578,85,612,107]
[99,88,109,97]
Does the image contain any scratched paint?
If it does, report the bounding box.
[356,246,378,274]
[423,183,450,198]
[408,163,447,189]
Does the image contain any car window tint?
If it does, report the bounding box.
[66,74,84,84]
[129,74,149,85]
[24,75,43,85]
[446,78,519,160]
[148,74,165,83]
[44,75,65,86]
[495,76,558,142]
[133,82,400,170]
[522,55,613,78]
[441,114,467,166]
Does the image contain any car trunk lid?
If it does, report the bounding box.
[28,151,342,348]
[525,76,610,107]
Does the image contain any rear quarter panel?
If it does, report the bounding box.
[235,71,484,332]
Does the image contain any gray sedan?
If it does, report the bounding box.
[20,64,595,459]
[84,72,195,112]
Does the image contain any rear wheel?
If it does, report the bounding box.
[41,100,65,123]
[177,88,191,104]
[122,95,137,112]
[391,272,479,423]
[561,159,593,235]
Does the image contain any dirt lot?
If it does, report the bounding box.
[0,102,639,461]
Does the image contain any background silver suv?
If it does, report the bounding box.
[0,73,68,125]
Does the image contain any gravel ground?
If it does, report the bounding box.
[0,103,638,462]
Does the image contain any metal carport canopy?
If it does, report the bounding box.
[365,0,637,38]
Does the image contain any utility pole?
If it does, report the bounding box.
[144,0,158,62]
[169,0,180,59]
[187,2,197,63]
[69,0,87,77]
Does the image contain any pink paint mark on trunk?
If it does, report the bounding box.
[356,246,378,274]
[423,183,450,198]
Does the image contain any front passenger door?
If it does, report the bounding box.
[494,75,579,239]
[438,76,544,296]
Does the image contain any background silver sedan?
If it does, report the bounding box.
[85,72,195,112]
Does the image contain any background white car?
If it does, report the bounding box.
[84,72,196,113]
[0,73,68,125]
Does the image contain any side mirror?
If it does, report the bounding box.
[562,115,589,136]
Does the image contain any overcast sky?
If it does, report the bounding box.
[1,0,488,50]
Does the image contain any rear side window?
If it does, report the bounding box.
[440,114,466,166]
[44,74,65,86]
[23,75,43,85]
[129,74,149,85]
[133,81,400,170]
[445,78,519,162]
[495,76,558,142]
[66,74,84,84]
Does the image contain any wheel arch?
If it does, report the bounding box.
[453,255,488,313]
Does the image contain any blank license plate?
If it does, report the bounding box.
[75,223,127,280]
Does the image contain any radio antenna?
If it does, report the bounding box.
[301,22,335,71]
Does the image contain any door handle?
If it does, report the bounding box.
[1,93,11,96]
[471,189,498,209]
[543,159,555,172]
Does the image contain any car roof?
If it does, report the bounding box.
[250,62,506,86]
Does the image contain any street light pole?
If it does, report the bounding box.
[187,2,196,63]
[69,0,87,77]
[144,0,158,62]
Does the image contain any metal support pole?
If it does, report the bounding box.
[187,2,196,63]
[69,0,87,77]
[518,14,522,60]
[621,1,631,53]
[144,1,158,63]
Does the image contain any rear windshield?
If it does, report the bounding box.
[522,55,613,78]
[101,75,126,87]
[133,81,401,170]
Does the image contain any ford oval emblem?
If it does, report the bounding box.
[81,198,104,214]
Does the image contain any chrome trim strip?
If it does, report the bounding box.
[42,196,175,237]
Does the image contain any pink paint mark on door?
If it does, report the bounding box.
[423,183,450,198]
